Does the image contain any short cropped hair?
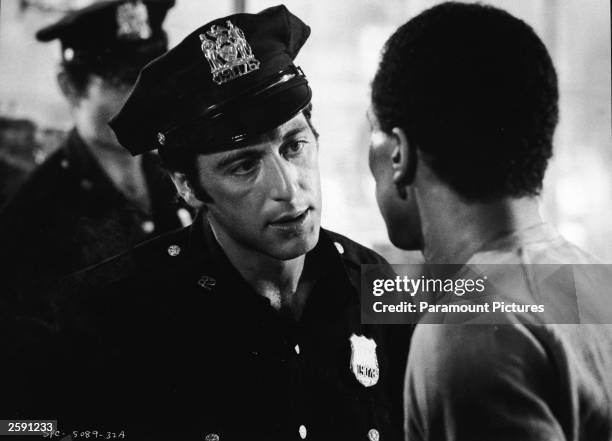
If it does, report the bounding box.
[371,2,558,202]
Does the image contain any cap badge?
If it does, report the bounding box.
[349,334,380,387]
[116,0,152,40]
[199,20,261,85]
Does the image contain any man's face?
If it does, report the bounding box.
[73,75,132,150]
[193,113,322,260]
[367,107,422,250]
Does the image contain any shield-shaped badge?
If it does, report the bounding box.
[199,20,261,85]
[116,0,152,40]
[349,334,379,387]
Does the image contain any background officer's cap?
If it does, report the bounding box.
[109,4,312,156]
[36,0,174,71]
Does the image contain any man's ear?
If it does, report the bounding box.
[170,172,204,209]
[391,127,416,187]
[57,71,82,107]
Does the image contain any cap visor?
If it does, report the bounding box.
[205,79,312,152]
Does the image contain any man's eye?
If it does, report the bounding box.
[284,140,307,157]
[230,159,259,175]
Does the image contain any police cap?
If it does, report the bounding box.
[109,4,312,156]
[36,0,174,70]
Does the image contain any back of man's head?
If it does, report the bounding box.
[372,2,558,202]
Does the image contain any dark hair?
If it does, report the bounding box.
[371,2,558,201]
[60,59,142,97]
[60,61,91,96]
[158,103,318,201]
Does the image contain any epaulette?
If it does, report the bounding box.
[63,225,191,291]
[323,228,389,270]
[6,149,71,204]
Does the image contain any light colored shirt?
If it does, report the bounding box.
[405,223,612,441]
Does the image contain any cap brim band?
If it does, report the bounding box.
[171,77,312,154]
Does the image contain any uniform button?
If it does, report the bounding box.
[34,150,46,165]
[298,424,307,439]
[334,241,344,254]
[141,220,155,233]
[60,159,69,169]
[294,344,300,355]
[205,434,219,441]
[177,207,193,227]
[167,244,181,256]
[63,47,74,61]
[80,179,93,191]
[368,428,379,441]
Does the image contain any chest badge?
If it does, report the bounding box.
[349,334,379,387]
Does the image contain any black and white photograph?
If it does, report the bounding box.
[0,1,610,440]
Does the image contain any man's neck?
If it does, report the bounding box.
[208,216,312,319]
[420,192,544,265]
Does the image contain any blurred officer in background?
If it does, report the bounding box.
[0,0,189,311]
[368,3,612,440]
[5,5,410,440]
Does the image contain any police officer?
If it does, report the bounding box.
[0,0,186,309]
[6,5,410,440]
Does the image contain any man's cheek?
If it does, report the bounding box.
[368,146,376,175]
[301,171,321,205]
[368,144,389,180]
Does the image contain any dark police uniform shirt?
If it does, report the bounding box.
[0,129,189,308]
[10,216,411,441]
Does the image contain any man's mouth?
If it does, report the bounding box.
[269,208,310,228]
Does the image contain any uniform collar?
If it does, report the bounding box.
[63,129,141,210]
[300,228,358,322]
[64,129,174,217]
[64,130,117,197]
[184,211,358,322]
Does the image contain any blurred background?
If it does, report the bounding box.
[1,0,610,262]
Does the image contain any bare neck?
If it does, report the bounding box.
[208,216,311,319]
[418,188,543,264]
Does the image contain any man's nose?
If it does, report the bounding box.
[266,154,299,202]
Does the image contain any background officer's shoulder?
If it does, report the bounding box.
[0,148,75,266]
[2,148,72,215]
[51,226,192,339]
[65,226,190,292]
[323,228,389,267]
